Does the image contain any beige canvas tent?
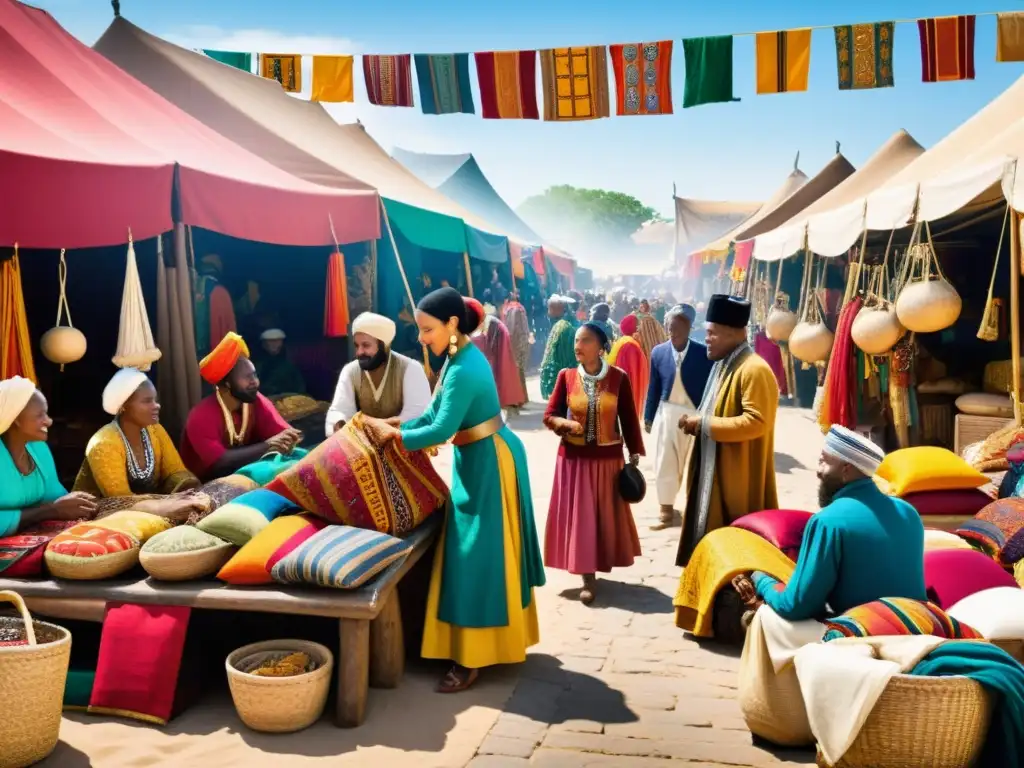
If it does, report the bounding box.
[673,197,764,263]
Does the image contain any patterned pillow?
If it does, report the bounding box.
[196,489,297,546]
[186,475,260,525]
[266,412,448,535]
[958,498,1024,566]
[270,525,413,589]
[730,509,812,560]
[92,511,173,543]
[142,527,230,555]
[924,548,1019,609]
[0,519,79,577]
[822,597,982,642]
[876,446,989,496]
[44,523,140,580]
[217,513,327,585]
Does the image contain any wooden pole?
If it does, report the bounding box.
[1011,206,1022,425]
[463,253,475,297]
[378,200,416,310]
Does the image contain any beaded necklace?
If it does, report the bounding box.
[114,420,155,483]
[216,388,250,447]
[577,358,609,444]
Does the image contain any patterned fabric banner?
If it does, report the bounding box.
[204,50,251,72]
[609,42,673,116]
[919,15,976,82]
[755,29,812,94]
[414,53,475,115]
[834,22,895,90]
[682,36,736,108]
[997,12,1024,62]
[539,47,610,121]
[363,54,415,107]
[474,50,540,120]
[260,54,302,92]
[311,55,354,103]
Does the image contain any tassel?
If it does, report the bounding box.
[323,248,350,337]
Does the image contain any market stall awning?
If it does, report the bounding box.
[674,197,764,263]
[0,1,379,250]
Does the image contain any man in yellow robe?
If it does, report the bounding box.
[675,294,779,567]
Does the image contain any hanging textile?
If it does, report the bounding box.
[997,13,1024,62]
[324,249,350,338]
[311,55,354,103]
[820,297,863,432]
[363,54,415,107]
[918,16,976,82]
[609,41,673,116]
[113,232,161,371]
[834,22,895,90]
[474,50,539,119]
[260,54,302,92]
[414,53,475,115]
[0,247,35,383]
[755,29,812,94]
[681,36,736,108]
[539,47,610,121]
[203,50,251,72]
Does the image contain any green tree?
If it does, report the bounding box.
[517,185,658,246]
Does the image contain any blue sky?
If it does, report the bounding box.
[34,0,1024,217]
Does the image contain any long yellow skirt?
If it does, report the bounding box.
[421,434,540,668]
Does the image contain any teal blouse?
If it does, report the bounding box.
[0,441,68,537]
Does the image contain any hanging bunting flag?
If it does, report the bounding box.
[311,55,354,103]
[474,50,540,120]
[414,53,475,115]
[918,15,976,82]
[609,41,673,116]
[682,36,737,108]
[755,29,812,94]
[997,13,1024,62]
[204,49,252,72]
[539,47,610,121]
[834,22,895,90]
[363,54,415,107]
[260,54,302,92]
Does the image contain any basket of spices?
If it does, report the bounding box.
[226,639,333,733]
[0,590,72,768]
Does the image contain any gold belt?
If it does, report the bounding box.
[451,415,504,447]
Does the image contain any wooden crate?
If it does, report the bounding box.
[954,413,1013,456]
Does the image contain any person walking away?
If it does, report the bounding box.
[503,292,531,401]
[540,295,579,399]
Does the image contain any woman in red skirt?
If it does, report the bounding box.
[542,322,645,604]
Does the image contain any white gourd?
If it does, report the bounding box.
[41,249,86,369]
[895,280,962,333]
[788,321,834,364]
[851,305,903,355]
[766,307,799,342]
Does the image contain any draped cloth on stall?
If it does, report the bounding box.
[682,36,736,108]
[834,22,895,90]
[755,29,812,94]
[918,15,976,82]
[609,41,673,116]
[997,13,1024,62]
[819,297,862,432]
[415,53,475,115]
[363,54,415,107]
[474,50,540,119]
[0,248,35,382]
[539,47,610,121]
[311,55,354,103]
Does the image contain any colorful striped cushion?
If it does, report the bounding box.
[196,489,298,546]
[822,597,982,642]
[270,525,413,589]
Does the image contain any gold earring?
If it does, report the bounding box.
[448,333,459,356]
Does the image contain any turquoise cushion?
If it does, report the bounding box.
[196,489,297,546]
[270,525,412,589]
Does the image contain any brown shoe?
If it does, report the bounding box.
[650,506,679,531]
[580,574,597,605]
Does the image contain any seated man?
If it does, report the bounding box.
[752,425,927,621]
[254,328,306,397]
[181,332,302,481]
[325,312,431,435]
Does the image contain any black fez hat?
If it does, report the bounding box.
[705,294,751,328]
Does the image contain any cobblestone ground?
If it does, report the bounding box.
[462,381,825,768]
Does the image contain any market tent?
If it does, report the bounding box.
[674,198,764,261]
[753,130,926,261]
[0,1,378,249]
[93,17,511,263]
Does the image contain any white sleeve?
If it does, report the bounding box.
[399,360,433,422]
[325,363,358,434]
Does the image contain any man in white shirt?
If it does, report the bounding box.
[325,312,432,434]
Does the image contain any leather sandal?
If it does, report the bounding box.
[437,665,479,693]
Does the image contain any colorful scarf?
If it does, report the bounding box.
[682,35,737,108]
[821,297,862,431]
[414,53,474,115]
[0,519,79,576]
[474,50,540,119]
[609,41,673,116]
[834,22,895,90]
[918,15,976,82]
[311,55,354,103]
[259,54,301,92]
[539,47,610,121]
[363,54,415,107]
[0,249,36,382]
[997,13,1024,62]
[755,29,812,94]
[204,50,251,73]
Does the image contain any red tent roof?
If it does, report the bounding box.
[0,0,379,249]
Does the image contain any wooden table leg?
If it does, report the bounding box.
[336,617,369,728]
[369,591,404,689]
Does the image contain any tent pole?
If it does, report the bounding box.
[463,253,475,298]
[378,200,416,311]
[1011,208,1022,425]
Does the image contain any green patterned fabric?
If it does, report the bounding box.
[540,317,578,399]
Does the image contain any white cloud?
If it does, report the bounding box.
[164,25,361,56]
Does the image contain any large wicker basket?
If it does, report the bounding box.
[226,639,333,733]
[45,545,139,580]
[0,590,72,768]
[816,675,993,768]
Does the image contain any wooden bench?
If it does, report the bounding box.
[0,518,439,728]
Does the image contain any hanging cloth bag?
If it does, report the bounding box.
[113,230,162,370]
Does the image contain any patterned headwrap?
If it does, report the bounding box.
[822,424,886,477]
[620,314,638,336]
[199,332,250,385]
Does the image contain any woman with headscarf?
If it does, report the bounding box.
[543,322,644,604]
[607,314,650,417]
[364,287,545,693]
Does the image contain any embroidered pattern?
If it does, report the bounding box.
[414,53,475,115]
[539,47,610,121]
[610,41,673,116]
[260,54,301,92]
[363,54,415,107]
[835,22,894,90]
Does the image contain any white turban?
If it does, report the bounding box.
[103,368,149,416]
[822,424,886,477]
[351,312,396,346]
[260,328,286,341]
[0,376,38,435]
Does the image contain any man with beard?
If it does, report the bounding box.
[180,332,302,481]
[749,425,926,620]
[325,312,431,434]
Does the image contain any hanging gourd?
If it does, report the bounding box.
[765,258,798,342]
[40,249,87,371]
[895,231,961,333]
[789,251,834,364]
[112,229,162,370]
[852,266,903,355]
[977,206,1010,342]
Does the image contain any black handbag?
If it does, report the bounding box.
[618,462,647,503]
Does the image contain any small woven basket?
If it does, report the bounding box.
[140,543,235,582]
[226,639,333,733]
[0,590,72,768]
[816,674,993,768]
[45,545,139,581]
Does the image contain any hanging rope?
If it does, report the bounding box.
[55,249,73,330]
[113,228,162,370]
[978,204,1011,341]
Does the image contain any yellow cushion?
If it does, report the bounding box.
[877,446,989,496]
[93,510,173,543]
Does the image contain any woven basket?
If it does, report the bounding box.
[992,638,1024,662]
[0,590,72,768]
[45,545,139,581]
[226,639,333,733]
[816,675,993,768]
[140,543,235,582]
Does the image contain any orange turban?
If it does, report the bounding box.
[199,332,250,385]
[620,314,638,336]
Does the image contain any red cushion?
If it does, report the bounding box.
[923,548,1018,610]
[902,489,994,517]
[730,509,812,560]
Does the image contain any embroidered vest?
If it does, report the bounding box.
[563,367,624,448]
[348,353,406,419]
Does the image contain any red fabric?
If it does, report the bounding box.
[730,509,812,561]
[531,249,546,276]
[546,250,576,283]
[323,249,350,337]
[0,519,78,577]
[474,51,539,120]
[89,603,191,725]
[902,489,994,517]
[180,392,290,480]
[473,318,527,408]
[207,287,238,354]
[923,548,1017,610]
[611,339,649,419]
[0,3,379,248]
[754,333,788,397]
[619,314,638,336]
[824,297,862,429]
[733,240,754,271]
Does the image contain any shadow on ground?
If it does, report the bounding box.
[558,580,673,615]
[507,654,639,727]
[774,450,806,475]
